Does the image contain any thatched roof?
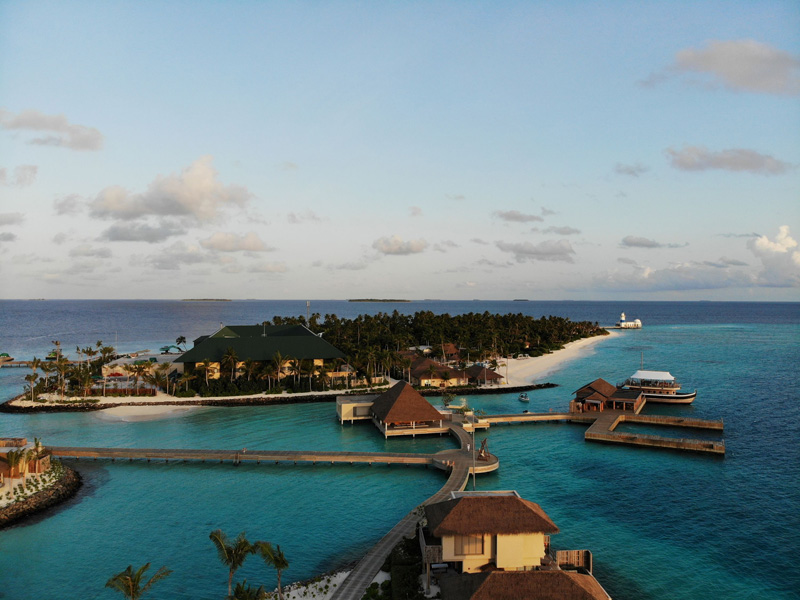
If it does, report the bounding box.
[439,571,610,600]
[426,495,559,536]
[370,381,443,424]
[464,365,503,381]
[410,358,467,381]
[573,378,617,399]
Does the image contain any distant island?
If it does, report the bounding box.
[513,299,529,301]
[348,299,411,303]
[181,299,232,302]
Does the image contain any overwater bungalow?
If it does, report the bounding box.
[571,378,644,413]
[421,490,610,599]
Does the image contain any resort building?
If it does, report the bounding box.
[337,381,448,437]
[422,491,610,599]
[422,491,560,574]
[176,323,345,381]
[409,358,469,388]
[571,378,644,413]
[0,438,50,493]
[463,365,504,386]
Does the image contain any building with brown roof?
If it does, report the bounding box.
[464,365,504,386]
[438,570,611,600]
[409,358,469,388]
[572,378,643,413]
[422,491,559,574]
[369,381,447,437]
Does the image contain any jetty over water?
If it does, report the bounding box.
[483,410,725,455]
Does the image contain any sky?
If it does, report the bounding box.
[0,1,798,301]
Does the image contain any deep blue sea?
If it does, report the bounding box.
[0,300,798,599]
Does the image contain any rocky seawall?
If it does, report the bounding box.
[0,466,83,529]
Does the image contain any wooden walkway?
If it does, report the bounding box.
[483,410,725,455]
[49,420,494,600]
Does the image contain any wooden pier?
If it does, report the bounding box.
[483,410,725,455]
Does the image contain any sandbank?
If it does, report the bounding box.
[94,405,196,422]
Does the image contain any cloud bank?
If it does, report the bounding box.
[0,109,104,150]
[666,146,792,175]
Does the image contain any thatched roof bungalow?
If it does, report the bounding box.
[463,365,503,386]
[572,378,643,413]
[370,381,447,438]
[422,491,559,574]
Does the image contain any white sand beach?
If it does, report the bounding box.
[501,330,619,386]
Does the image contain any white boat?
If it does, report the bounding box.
[619,370,696,404]
[518,393,530,402]
[615,312,642,329]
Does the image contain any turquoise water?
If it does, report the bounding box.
[1,301,799,599]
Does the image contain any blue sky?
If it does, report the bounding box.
[1,1,798,300]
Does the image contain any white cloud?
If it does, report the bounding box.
[69,244,112,259]
[540,207,556,216]
[145,241,211,270]
[410,206,423,217]
[330,261,370,271]
[89,156,251,222]
[372,235,428,256]
[666,146,792,175]
[433,240,459,253]
[0,213,24,226]
[614,162,648,177]
[54,195,82,216]
[592,262,755,292]
[287,210,326,224]
[493,210,543,223]
[471,238,489,245]
[621,236,687,249]
[660,40,800,95]
[249,261,287,273]
[446,194,465,201]
[747,226,800,286]
[0,109,104,150]
[495,239,575,263]
[0,232,16,242]
[543,226,581,236]
[0,165,38,187]
[100,222,186,244]
[200,232,273,253]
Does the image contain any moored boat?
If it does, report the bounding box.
[518,393,529,402]
[619,370,696,404]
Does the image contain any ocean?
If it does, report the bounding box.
[0,300,798,599]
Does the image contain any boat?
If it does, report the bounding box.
[615,312,642,329]
[0,353,13,363]
[518,393,529,402]
[619,370,696,404]
[46,351,58,360]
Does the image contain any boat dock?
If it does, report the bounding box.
[483,410,725,455]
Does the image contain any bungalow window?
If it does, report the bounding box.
[455,534,484,555]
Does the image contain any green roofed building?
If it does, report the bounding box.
[176,324,346,381]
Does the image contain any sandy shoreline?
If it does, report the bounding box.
[8,331,617,419]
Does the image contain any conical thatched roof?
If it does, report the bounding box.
[426,495,559,536]
[439,570,610,600]
[370,381,443,424]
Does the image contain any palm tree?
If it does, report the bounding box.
[196,359,215,387]
[24,372,39,401]
[55,357,70,400]
[301,360,316,391]
[287,359,301,388]
[272,351,285,385]
[105,563,172,600]
[254,541,289,600]
[317,364,331,391]
[178,371,196,393]
[231,580,267,600]
[209,529,253,598]
[221,347,239,382]
[242,359,258,382]
[5,448,23,491]
[176,335,187,351]
[155,363,173,394]
[40,361,55,390]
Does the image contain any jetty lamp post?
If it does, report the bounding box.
[471,416,476,491]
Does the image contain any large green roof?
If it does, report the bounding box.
[177,324,345,363]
